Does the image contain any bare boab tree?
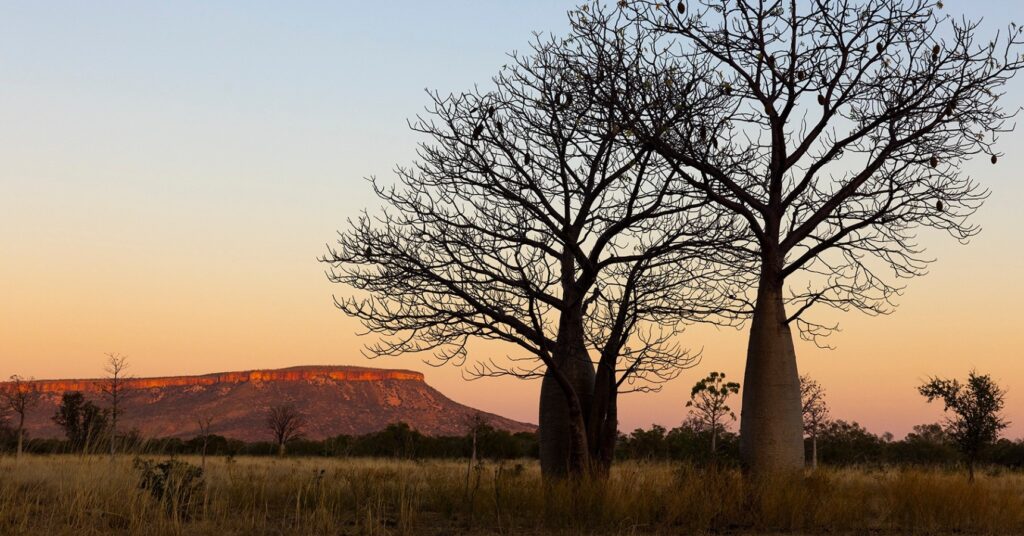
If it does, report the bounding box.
[598,0,1024,474]
[101,352,132,460]
[919,370,1008,481]
[800,374,830,468]
[686,371,740,454]
[323,26,747,478]
[266,404,306,457]
[1,375,41,459]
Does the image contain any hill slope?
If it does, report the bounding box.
[8,366,534,441]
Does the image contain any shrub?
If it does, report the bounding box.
[133,458,205,519]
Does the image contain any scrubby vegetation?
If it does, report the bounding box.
[2,455,1024,535]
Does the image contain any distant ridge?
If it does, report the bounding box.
[22,365,426,393]
[6,365,535,441]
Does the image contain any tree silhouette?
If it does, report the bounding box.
[323,25,747,478]
[686,371,740,454]
[919,370,1008,481]
[800,374,830,468]
[100,352,132,460]
[1,375,41,459]
[53,391,108,454]
[265,405,307,457]
[195,413,215,471]
[587,0,1024,474]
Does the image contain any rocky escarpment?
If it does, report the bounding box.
[8,366,534,441]
[25,366,426,394]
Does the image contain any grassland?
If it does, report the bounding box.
[1,455,1023,535]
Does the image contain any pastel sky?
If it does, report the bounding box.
[2,1,1023,439]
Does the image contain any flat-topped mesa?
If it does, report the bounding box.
[12,366,426,394]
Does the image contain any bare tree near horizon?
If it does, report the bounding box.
[100,353,132,461]
[266,404,307,457]
[323,19,749,478]
[800,374,830,468]
[463,412,489,502]
[919,370,1008,481]
[578,0,1024,474]
[686,371,740,455]
[196,413,215,471]
[1,375,41,459]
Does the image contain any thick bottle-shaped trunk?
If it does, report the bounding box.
[588,358,618,477]
[811,435,818,469]
[16,427,24,459]
[539,307,595,479]
[739,273,805,475]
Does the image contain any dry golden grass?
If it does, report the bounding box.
[1,455,1023,535]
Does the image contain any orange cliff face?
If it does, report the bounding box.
[8,365,425,394]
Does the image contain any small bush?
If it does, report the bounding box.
[133,458,205,519]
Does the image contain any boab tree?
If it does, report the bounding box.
[1,375,41,459]
[800,374,830,468]
[608,0,1023,474]
[266,404,306,457]
[323,26,747,478]
[919,370,1008,481]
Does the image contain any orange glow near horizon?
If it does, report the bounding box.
[3,211,1022,439]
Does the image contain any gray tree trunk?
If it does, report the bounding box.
[812,435,818,469]
[538,308,595,479]
[739,274,805,475]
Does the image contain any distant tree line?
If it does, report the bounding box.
[5,415,1024,471]
[0,421,539,460]
[616,420,1024,470]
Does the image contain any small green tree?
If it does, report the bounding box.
[800,375,830,469]
[686,372,740,454]
[918,371,1008,481]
